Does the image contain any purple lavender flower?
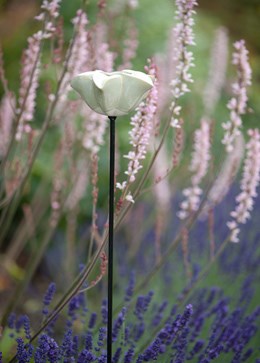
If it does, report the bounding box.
[68,292,86,325]
[134,291,154,320]
[72,335,79,357]
[112,347,122,363]
[124,347,135,363]
[77,349,96,363]
[124,271,135,303]
[101,299,108,324]
[112,307,127,342]
[42,283,56,316]
[60,329,74,362]
[23,315,31,340]
[85,332,93,351]
[142,337,161,361]
[7,312,16,329]
[15,315,25,335]
[7,312,16,337]
[16,337,33,363]
[88,312,97,330]
[34,334,59,363]
[97,354,107,363]
[151,300,168,327]
[187,339,204,359]
[95,327,106,352]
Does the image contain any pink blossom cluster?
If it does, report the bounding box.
[222,40,252,152]
[50,140,67,226]
[178,119,211,219]
[15,0,62,141]
[203,27,228,116]
[16,35,41,141]
[92,23,115,72]
[69,10,89,73]
[82,113,107,154]
[178,186,202,220]
[155,29,178,115]
[227,129,260,242]
[41,0,61,18]
[35,0,61,38]
[0,94,15,156]
[65,160,89,211]
[153,145,171,213]
[0,45,9,94]
[119,21,138,70]
[128,0,138,9]
[58,10,89,103]
[190,120,211,185]
[202,134,244,216]
[123,61,158,183]
[170,0,197,128]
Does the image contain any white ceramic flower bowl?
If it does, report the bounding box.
[70,70,154,117]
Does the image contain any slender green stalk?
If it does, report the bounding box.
[87,156,99,263]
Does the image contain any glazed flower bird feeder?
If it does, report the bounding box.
[71,70,153,363]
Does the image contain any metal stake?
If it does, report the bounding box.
[107,115,116,363]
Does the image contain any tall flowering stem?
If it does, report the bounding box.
[119,18,139,70]
[227,129,260,242]
[0,33,42,195]
[16,0,61,140]
[203,27,229,116]
[58,10,88,104]
[0,0,61,198]
[178,119,211,219]
[222,40,252,152]
[170,0,197,128]
[16,35,41,141]
[202,134,244,215]
[0,95,15,157]
[116,60,158,204]
[0,45,10,96]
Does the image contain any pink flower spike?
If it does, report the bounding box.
[178,119,211,219]
[227,129,260,242]
[170,0,197,128]
[16,35,41,141]
[119,60,158,190]
[222,40,252,152]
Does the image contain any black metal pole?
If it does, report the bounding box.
[107,116,116,363]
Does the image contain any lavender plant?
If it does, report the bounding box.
[0,0,259,361]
